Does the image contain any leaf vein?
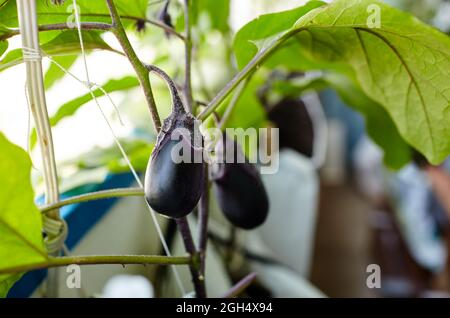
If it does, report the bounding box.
[0,218,48,259]
[356,27,436,156]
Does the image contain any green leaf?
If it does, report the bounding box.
[50,76,139,126]
[0,30,118,72]
[30,76,140,148]
[44,54,78,89]
[233,1,326,69]
[0,274,21,298]
[233,0,450,165]
[76,138,154,173]
[0,40,7,56]
[41,29,116,53]
[191,0,230,32]
[323,73,412,169]
[221,75,268,131]
[0,0,148,42]
[0,133,47,298]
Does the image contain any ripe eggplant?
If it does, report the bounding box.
[144,77,204,218]
[268,97,314,158]
[211,136,269,229]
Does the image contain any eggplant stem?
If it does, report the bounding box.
[145,64,186,114]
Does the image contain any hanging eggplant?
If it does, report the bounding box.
[144,67,204,218]
[211,135,269,229]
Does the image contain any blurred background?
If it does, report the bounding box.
[1,0,450,298]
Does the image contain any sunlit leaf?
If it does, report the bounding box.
[0,40,7,56]
[75,138,154,173]
[31,76,140,147]
[234,0,450,165]
[0,133,47,297]
[0,30,119,72]
[0,0,148,42]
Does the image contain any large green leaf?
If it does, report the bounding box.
[0,30,118,72]
[221,74,269,131]
[30,76,140,147]
[0,133,48,298]
[321,74,410,169]
[0,0,148,42]
[233,0,450,165]
[0,274,21,298]
[233,1,326,70]
[325,74,412,169]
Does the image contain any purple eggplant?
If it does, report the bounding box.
[211,136,269,229]
[144,81,204,218]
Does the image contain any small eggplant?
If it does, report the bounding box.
[211,136,269,229]
[157,0,173,38]
[268,97,314,158]
[144,74,204,218]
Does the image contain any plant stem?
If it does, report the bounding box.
[198,167,210,275]
[218,77,250,130]
[17,0,62,297]
[145,63,185,113]
[198,59,255,120]
[183,0,193,111]
[158,0,207,297]
[0,22,112,41]
[0,17,183,42]
[222,272,257,298]
[84,13,185,40]
[176,218,197,258]
[40,187,144,213]
[0,255,192,274]
[124,16,184,41]
[176,217,206,298]
[198,32,292,121]
[39,22,112,32]
[107,0,204,298]
[106,0,161,131]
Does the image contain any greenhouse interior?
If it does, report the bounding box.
[0,0,449,302]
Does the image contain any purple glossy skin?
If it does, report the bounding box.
[145,139,204,218]
[212,137,269,229]
[214,162,269,229]
[144,78,204,219]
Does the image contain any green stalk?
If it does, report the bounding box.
[0,255,192,274]
[40,187,144,213]
[106,0,161,130]
[198,32,294,121]
[183,0,194,111]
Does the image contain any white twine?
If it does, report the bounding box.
[43,216,68,254]
[21,46,42,61]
